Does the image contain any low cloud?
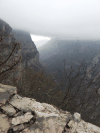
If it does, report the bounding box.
[0,0,100,40]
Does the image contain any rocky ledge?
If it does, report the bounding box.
[0,84,100,133]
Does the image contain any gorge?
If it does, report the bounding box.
[0,19,100,132]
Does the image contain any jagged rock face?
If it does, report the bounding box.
[12,29,41,71]
[0,19,41,85]
[0,84,100,133]
[0,19,21,84]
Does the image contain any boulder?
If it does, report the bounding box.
[1,104,16,116]
[72,112,81,122]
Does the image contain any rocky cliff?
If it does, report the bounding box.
[0,83,100,133]
[0,19,21,84]
[12,29,41,71]
[0,19,41,85]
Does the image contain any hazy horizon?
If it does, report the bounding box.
[31,34,51,48]
[0,0,100,40]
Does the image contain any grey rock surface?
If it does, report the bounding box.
[0,84,100,133]
[0,19,22,85]
[0,84,17,106]
[12,29,41,71]
[73,112,81,122]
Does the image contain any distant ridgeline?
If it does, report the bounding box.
[38,38,100,78]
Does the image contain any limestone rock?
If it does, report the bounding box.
[12,124,25,132]
[73,112,81,122]
[12,112,33,125]
[0,84,17,95]
[1,104,16,116]
[22,116,65,133]
[0,112,10,133]
[42,103,60,114]
[0,84,17,106]
[67,119,100,133]
[0,84,100,133]
[9,94,44,112]
[14,111,24,117]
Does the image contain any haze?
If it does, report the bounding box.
[0,0,100,40]
[31,34,51,48]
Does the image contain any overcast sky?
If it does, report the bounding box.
[0,0,100,41]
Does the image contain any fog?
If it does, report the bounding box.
[0,0,100,40]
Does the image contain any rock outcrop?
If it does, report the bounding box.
[0,19,21,84]
[0,83,100,133]
[12,29,41,71]
[0,19,42,85]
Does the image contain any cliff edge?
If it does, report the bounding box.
[0,83,100,133]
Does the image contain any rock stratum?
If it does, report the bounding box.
[0,83,100,133]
